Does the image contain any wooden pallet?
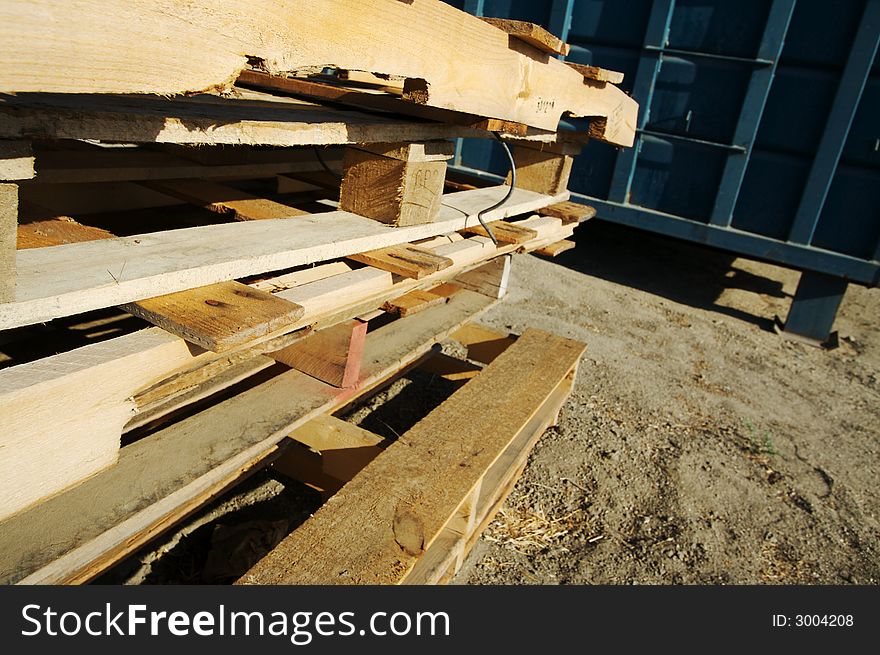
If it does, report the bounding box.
[239,326,585,585]
[0,1,637,142]
[0,287,500,584]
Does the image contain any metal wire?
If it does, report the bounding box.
[313,146,342,180]
[475,132,516,245]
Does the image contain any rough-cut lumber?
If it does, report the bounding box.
[340,142,451,226]
[481,18,570,56]
[121,281,306,353]
[348,244,453,279]
[236,72,534,136]
[536,239,576,257]
[29,146,336,184]
[450,323,516,364]
[17,216,115,248]
[142,179,309,220]
[453,254,511,299]
[537,200,597,224]
[0,183,17,302]
[239,328,586,584]
[0,0,638,142]
[0,93,481,148]
[417,352,483,384]
[0,185,565,330]
[270,319,367,388]
[0,141,34,180]
[566,62,625,84]
[407,366,575,584]
[508,147,574,195]
[274,415,385,495]
[0,289,495,584]
[17,208,310,354]
[462,219,538,245]
[383,288,447,317]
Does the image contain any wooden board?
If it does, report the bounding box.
[0,289,495,584]
[535,239,576,257]
[31,145,336,184]
[450,323,516,364]
[0,0,638,141]
[481,18,570,56]
[453,254,511,299]
[348,245,453,279]
[0,185,567,330]
[339,148,447,226]
[537,200,597,224]
[0,183,17,302]
[238,328,586,584]
[270,319,367,388]
[566,62,625,84]
[0,141,34,180]
[0,92,481,148]
[383,289,447,317]
[462,219,538,245]
[121,281,306,353]
[508,147,573,195]
[17,217,115,248]
[274,414,385,494]
[237,72,534,136]
[142,179,308,220]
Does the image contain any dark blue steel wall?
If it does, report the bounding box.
[446,0,880,290]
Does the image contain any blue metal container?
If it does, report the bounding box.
[447,0,880,342]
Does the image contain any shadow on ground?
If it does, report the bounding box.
[550,220,791,331]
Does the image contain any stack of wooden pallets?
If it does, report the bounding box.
[0,0,635,584]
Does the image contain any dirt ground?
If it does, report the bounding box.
[455,220,879,585]
[103,219,879,585]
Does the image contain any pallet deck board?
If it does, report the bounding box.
[0,185,567,330]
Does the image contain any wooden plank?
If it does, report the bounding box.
[339,144,448,226]
[17,209,309,354]
[481,18,570,56]
[383,288,447,317]
[537,200,597,224]
[510,215,565,240]
[453,254,511,299]
[0,289,495,584]
[417,352,482,384]
[238,328,586,584]
[0,141,34,180]
[348,244,453,279]
[461,219,538,245]
[0,185,566,330]
[535,239,576,257]
[269,319,367,388]
[17,217,115,248]
[284,414,384,481]
[450,323,516,364]
[30,146,333,184]
[143,179,308,220]
[237,72,533,136]
[0,1,638,141]
[566,62,625,84]
[0,183,17,302]
[121,281,306,353]
[508,146,573,195]
[0,93,481,148]
[430,235,495,267]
